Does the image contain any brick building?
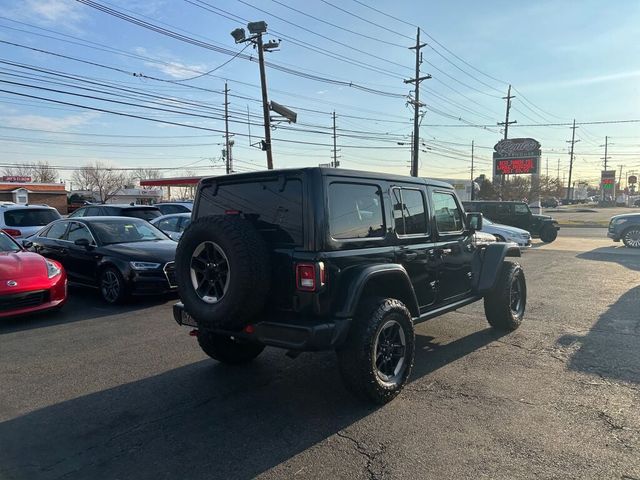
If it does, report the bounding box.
[0,182,68,214]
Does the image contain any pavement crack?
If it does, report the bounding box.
[336,431,387,480]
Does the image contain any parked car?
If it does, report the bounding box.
[0,230,66,318]
[155,202,193,215]
[29,217,177,303]
[608,213,640,248]
[481,218,531,249]
[172,167,526,404]
[463,200,559,242]
[0,204,61,239]
[541,197,559,208]
[68,204,161,221]
[633,199,640,207]
[150,213,191,241]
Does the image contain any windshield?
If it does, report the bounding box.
[0,231,21,252]
[123,208,161,221]
[3,208,60,227]
[90,219,168,245]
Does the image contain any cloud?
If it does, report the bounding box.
[3,0,87,31]
[133,47,209,79]
[523,70,640,92]
[3,112,100,131]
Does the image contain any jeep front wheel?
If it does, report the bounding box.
[197,330,265,365]
[484,261,526,331]
[539,224,558,243]
[337,298,415,404]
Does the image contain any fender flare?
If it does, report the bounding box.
[472,243,521,294]
[334,264,419,318]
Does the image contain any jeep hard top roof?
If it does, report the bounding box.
[200,167,454,189]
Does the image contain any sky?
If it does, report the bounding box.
[0,0,639,188]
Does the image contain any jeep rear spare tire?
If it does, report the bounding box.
[175,215,270,329]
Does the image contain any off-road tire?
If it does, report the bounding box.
[197,330,265,365]
[484,261,526,331]
[539,224,558,243]
[175,215,270,329]
[622,227,640,248]
[99,267,128,305]
[337,298,415,404]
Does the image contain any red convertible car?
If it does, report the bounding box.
[0,230,67,318]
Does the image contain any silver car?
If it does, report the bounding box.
[0,204,61,239]
[150,213,191,241]
[481,218,531,249]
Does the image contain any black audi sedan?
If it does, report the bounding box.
[28,217,177,304]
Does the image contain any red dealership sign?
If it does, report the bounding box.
[2,176,31,182]
[493,138,541,176]
[495,158,539,175]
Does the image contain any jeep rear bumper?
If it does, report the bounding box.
[173,303,352,351]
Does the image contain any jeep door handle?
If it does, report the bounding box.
[399,251,418,261]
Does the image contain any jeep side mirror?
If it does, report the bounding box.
[467,212,483,232]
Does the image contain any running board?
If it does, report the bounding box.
[413,296,482,325]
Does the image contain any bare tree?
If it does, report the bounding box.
[131,168,163,189]
[31,161,59,183]
[2,164,33,178]
[71,162,127,203]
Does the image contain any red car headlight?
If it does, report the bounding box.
[45,259,62,278]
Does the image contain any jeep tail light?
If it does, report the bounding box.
[3,228,21,237]
[296,262,325,292]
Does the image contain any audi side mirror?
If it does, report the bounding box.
[467,212,483,232]
[74,238,91,248]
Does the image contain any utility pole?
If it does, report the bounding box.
[224,82,231,174]
[256,33,274,170]
[497,84,517,140]
[404,27,430,177]
[331,111,340,168]
[470,140,475,200]
[231,22,279,170]
[546,157,549,178]
[497,84,516,193]
[557,158,560,181]
[618,165,624,197]
[566,119,579,202]
[602,136,610,171]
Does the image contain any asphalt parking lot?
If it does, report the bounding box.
[1,228,639,479]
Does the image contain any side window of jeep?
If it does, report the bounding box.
[392,187,428,236]
[328,182,385,240]
[432,191,464,233]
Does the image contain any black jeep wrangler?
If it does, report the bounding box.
[173,168,526,404]
[462,200,560,243]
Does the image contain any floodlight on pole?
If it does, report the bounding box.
[230,28,246,43]
[247,21,267,34]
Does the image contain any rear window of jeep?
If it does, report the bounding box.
[197,178,303,245]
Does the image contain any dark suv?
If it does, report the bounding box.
[463,200,560,242]
[608,213,640,248]
[68,203,161,222]
[173,168,527,403]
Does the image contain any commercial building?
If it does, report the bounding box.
[0,181,68,214]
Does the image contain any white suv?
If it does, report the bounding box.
[0,204,61,238]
